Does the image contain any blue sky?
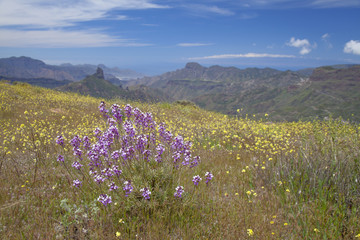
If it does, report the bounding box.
[0,0,360,75]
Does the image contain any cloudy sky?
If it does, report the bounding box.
[0,0,360,75]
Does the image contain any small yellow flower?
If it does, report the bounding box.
[226,171,229,174]
[224,192,228,197]
[270,221,274,224]
[284,223,288,226]
[355,233,360,238]
[242,169,246,173]
[247,229,254,236]
[286,189,290,192]
[314,228,320,233]
[116,231,121,237]
[246,191,252,195]
[119,219,124,223]
[235,193,239,196]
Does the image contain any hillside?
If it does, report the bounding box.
[125,63,360,121]
[1,81,359,239]
[57,67,171,102]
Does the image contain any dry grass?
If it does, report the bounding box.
[1,81,360,239]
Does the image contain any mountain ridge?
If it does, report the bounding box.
[0,56,144,82]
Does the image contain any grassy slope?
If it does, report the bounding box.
[1,82,360,239]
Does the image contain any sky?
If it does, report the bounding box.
[0,0,360,75]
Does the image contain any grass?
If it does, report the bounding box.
[1,81,360,239]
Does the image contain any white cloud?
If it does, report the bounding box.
[322,33,330,39]
[177,43,213,47]
[321,33,333,48]
[286,37,315,55]
[183,4,234,16]
[0,0,169,28]
[344,40,360,55]
[189,53,295,60]
[0,29,151,48]
[236,0,360,8]
[0,0,166,47]
[311,0,360,8]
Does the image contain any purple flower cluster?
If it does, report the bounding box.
[73,179,82,188]
[56,135,65,146]
[99,101,109,117]
[72,161,83,170]
[174,186,184,198]
[56,101,208,207]
[205,172,214,185]
[155,144,165,163]
[123,181,133,197]
[192,175,202,186]
[140,187,151,200]
[57,154,64,162]
[98,194,112,206]
[109,182,119,191]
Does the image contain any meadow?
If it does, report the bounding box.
[1,81,360,239]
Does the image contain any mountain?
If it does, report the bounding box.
[0,56,144,83]
[125,62,360,121]
[125,62,304,106]
[57,68,171,103]
[0,56,76,81]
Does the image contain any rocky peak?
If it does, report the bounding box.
[185,62,205,71]
[94,67,104,79]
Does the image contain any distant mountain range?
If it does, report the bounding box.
[56,67,171,103]
[0,56,143,84]
[1,56,359,121]
[125,62,360,121]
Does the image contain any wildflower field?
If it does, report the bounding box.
[1,81,360,239]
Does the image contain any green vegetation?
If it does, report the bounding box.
[1,82,360,239]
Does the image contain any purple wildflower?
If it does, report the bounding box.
[111,165,122,176]
[174,186,184,198]
[82,136,91,150]
[72,161,83,170]
[205,172,214,185]
[73,179,82,188]
[192,175,202,186]
[140,187,151,200]
[94,174,105,184]
[155,144,165,163]
[123,181,133,197]
[158,123,173,143]
[99,101,109,117]
[143,150,151,162]
[56,135,65,146]
[135,134,148,152]
[124,104,132,118]
[190,156,200,168]
[111,104,123,123]
[98,194,112,206]
[111,150,121,160]
[123,121,136,138]
[57,154,64,162]
[109,182,119,191]
[70,135,81,149]
[94,128,102,138]
[73,148,82,159]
